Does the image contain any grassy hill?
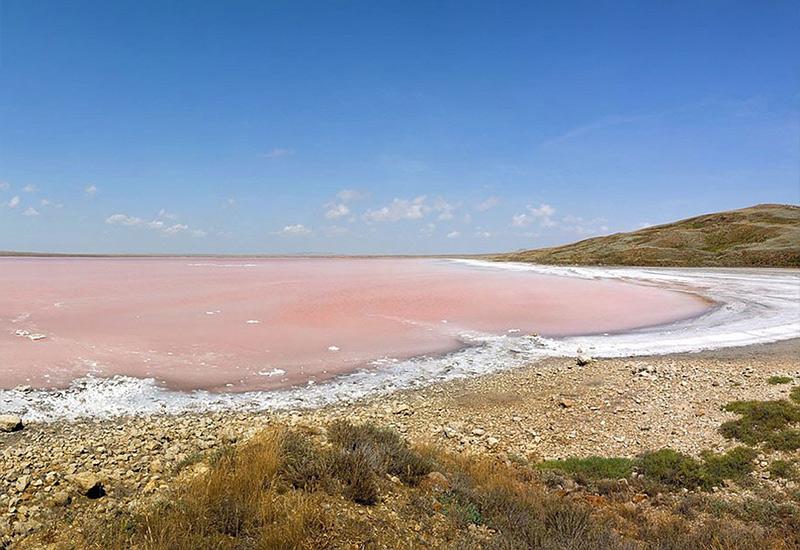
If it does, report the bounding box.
[494,204,800,268]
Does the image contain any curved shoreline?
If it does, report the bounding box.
[2,261,798,421]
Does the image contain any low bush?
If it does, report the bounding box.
[768,375,793,385]
[720,399,800,450]
[770,459,798,480]
[536,456,634,482]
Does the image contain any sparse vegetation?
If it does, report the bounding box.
[536,456,635,482]
[768,375,793,385]
[720,397,800,451]
[539,447,757,491]
[492,203,800,267]
[770,459,798,480]
[75,421,798,549]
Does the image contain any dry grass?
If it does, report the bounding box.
[69,420,799,549]
[493,203,800,267]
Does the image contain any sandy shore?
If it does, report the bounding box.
[2,339,800,545]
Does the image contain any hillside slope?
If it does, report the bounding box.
[494,204,800,267]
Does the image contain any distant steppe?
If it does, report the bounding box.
[3,203,798,267]
[494,203,800,268]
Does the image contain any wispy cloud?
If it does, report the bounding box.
[275,224,311,235]
[363,196,455,223]
[446,231,460,239]
[84,184,98,197]
[511,203,556,228]
[324,203,350,219]
[337,189,367,202]
[324,189,367,220]
[476,196,500,211]
[261,148,294,159]
[0,182,9,191]
[23,207,40,217]
[105,211,206,237]
[7,196,20,209]
[22,184,37,193]
[364,196,428,222]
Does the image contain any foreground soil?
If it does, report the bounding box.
[1,339,799,548]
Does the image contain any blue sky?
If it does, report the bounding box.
[1,1,798,254]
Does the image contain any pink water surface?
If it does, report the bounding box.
[0,257,710,392]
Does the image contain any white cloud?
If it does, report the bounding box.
[0,182,9,191]
[420,222,436,236]
[23,207,39,217]
[7,196,20,208]
[22,184,37,193]
[336,189,367,202]
[225,197,237,208]
[106,212,204,237]
[276,224,311,235]
[474,230,492,238]
[157,209,178,220]
[638,222,653,229]
[446,231,460,239]
[106,214,143,226]
[511,203,556,228]
[262,148,293,159]
[84,184,98,197]
[363,196,428,222]
[433,198,456,221]
[324,203,350,219]
[476,196,499,211]
[163,224,189,235]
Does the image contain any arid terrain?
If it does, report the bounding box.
[2,340,798,548]
[495,204,800,267]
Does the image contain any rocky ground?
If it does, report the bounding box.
[1,339,798,548]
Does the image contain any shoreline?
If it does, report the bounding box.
[3,261,797,421]
[2,338,799,544]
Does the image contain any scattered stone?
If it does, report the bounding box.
[0,414,23,432]
[50,491,72,507]
[576,355,593,366]
[15,475,30,492]
[69,472,105,498]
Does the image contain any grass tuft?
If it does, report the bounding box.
[768,375,793,385]
[770,459,798,480]
[536,456,634,482]
[720,398,800,450]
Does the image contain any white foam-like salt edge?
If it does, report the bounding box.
[2,260,798,422]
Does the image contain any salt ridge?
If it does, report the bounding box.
[2,261,798,421]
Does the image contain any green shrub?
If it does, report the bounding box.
[720,399,800,450]
[767,375,793,385]
[791,386,800,404]
[637,449,708,489]
[536,456,634,482]
[327,420,434,485]
[770,460,797,480]
[700,446,757,485]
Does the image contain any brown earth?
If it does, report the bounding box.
[493,203,800,267]
[2,340,799,548]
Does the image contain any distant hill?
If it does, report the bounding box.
[493,204,800,268]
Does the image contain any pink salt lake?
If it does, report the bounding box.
[0,258,710,392]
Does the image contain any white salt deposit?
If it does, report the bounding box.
[1,261,797,421]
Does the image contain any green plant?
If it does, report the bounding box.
[636,449,708,489]
[536,456,634,481]
[770,460,797,480]
[767,376,793,385]
[720,399,800,450]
